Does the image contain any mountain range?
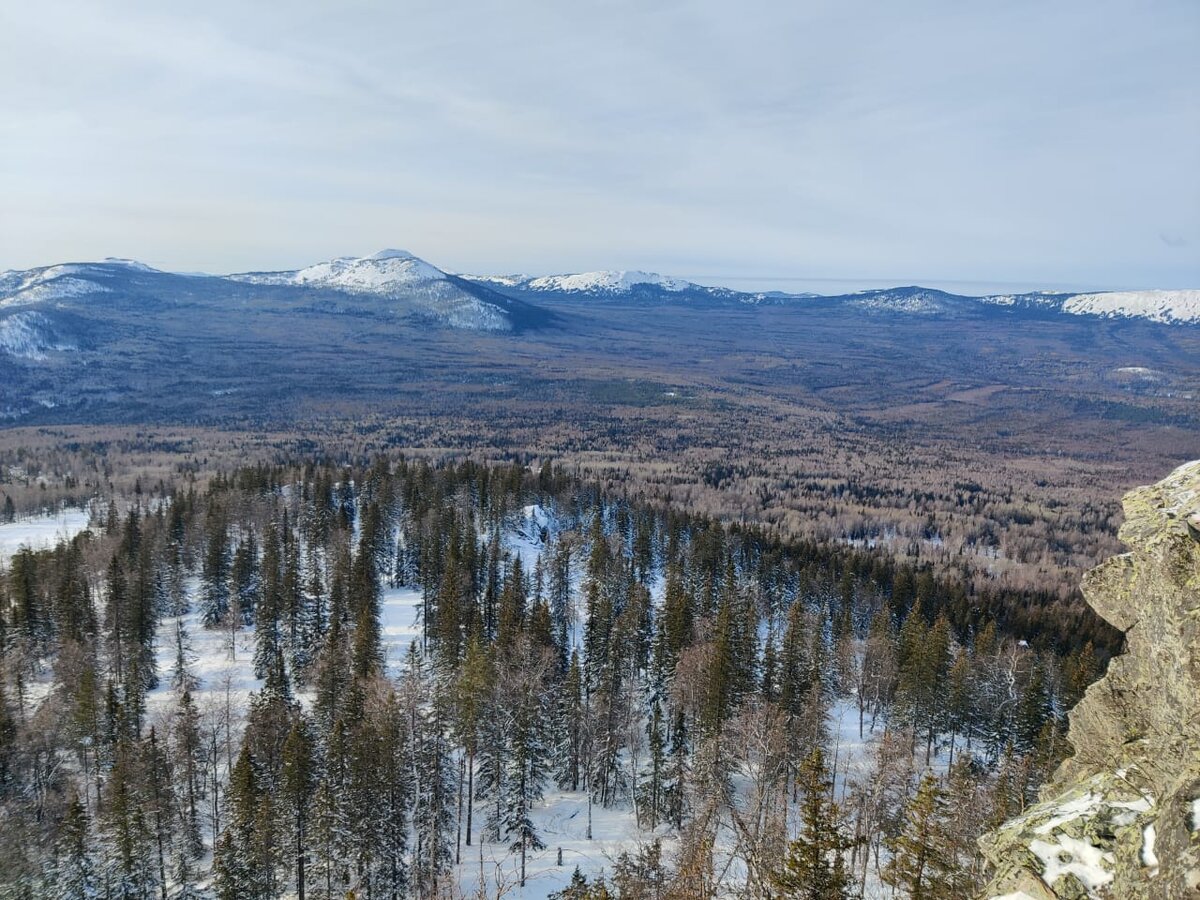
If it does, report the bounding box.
[1,250,1197,450]
[2,251,1198,346]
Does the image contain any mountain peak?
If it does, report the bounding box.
[99,257,159,272]
[231,251,448,292]
[368,248,418,261]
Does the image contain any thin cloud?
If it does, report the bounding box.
[1,0,1197,289]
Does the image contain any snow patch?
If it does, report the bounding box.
[1141,823,1157,873]
[380,586,424,671]
[1029,834,1114,893]
[0,311,76,358]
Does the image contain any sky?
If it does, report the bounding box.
[1,0,1197,292]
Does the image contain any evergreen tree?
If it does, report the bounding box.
[279,719,315,900]
[212,746,275,900]
[54,790,98,900]
[772,748,858,899]
[309,721,352,899]
[349,532,383,680]
[883,773,958,900]
[101,739,160,900]
[200,521,231,627]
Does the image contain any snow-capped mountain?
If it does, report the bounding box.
[0,251,543,335]
[843,286,963,315]
[231,248,446,293]
[981,289,1200,324]
[1059,290,1200,325]
[0,247,1195,432]
[468,267,1200,323]
[227,249,541,332]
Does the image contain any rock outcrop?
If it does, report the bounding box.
[980,459,1200,899]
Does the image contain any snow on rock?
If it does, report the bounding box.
[1029,835,1114,894]
[1141,823,1157,873]
[982,460,1200,898]
[0,507,91,564]
[526,270,694,293]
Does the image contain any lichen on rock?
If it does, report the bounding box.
[980,459,1200,899]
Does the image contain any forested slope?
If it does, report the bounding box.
[0,459,1116,898]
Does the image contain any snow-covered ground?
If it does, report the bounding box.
[381,586,424,671]
[145,578,263,742]
[454,791,659,899]
[0,507,91,564]
[131,505,942,899]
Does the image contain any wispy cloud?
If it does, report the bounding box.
[1,0,1196,288]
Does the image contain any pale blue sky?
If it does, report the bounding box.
[1,0,1196,291]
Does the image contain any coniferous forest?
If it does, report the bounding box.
[0,457,1116,899]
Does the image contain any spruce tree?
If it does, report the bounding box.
[883,773,958,900]
[772,748,858,899]
[54,790,97,900]
[102,739,160,900]
[213,746,274,900]
[279,719,315,900]
[200,521,231,627]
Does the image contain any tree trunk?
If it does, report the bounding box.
[456,754,464,864]
[466,750,474,846]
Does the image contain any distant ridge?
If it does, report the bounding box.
[2,250,1197,325]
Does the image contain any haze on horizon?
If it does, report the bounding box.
[1,0,1197,293]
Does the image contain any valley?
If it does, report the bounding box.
[3,252,1198,596]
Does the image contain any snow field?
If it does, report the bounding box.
[0,507,92,565]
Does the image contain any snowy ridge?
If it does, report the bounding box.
[228,250,525,331]
[0,265,111,308]
[230,249,448,293]
[2,250,1198,326]
[979,290,1073,308]
[0,258,164,309]
[525,270,695,293]
[848,287,958,314]
[1059,289,1200,324]
[465,273,532,288]
[982,289,1200,323]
